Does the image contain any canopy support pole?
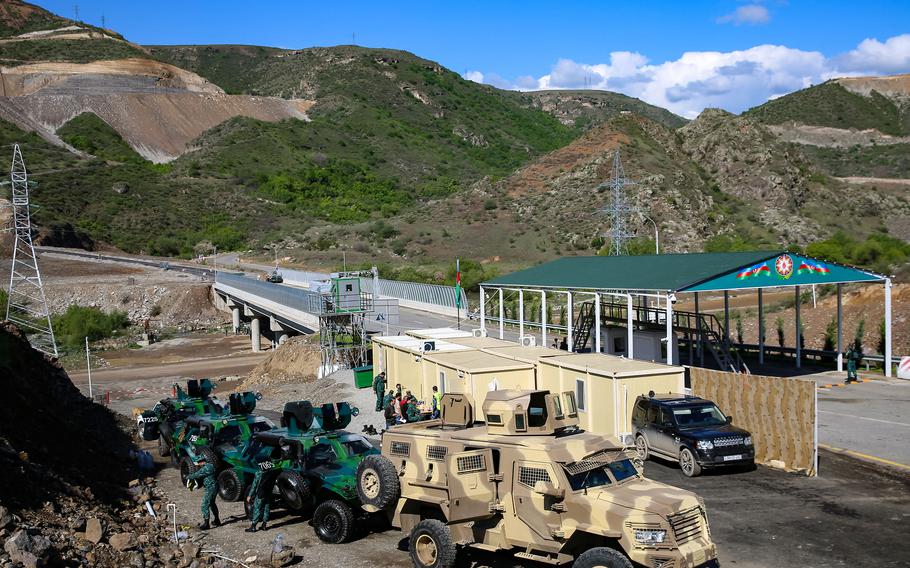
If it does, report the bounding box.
[695,292,703,366]
[594,292,601,354]
[836,284,843,372]
[758,289,765,366]
[795,285,801,369]
[479,285,486,333]
[567,291,573,352]
[885,278,893,377]
[724,291,730,345]
[627,293,634,360]
[518,289,524,340]
[665,293,674,365]
[540,290,547,347]
[498,288,504,339]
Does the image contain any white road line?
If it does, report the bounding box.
[818,409,910,428]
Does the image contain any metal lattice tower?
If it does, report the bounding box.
[600,148,639,256]
[5,144,57,356]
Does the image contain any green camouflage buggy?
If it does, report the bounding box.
[137,379,225,457]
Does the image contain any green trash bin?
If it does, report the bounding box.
[353,365,374,389]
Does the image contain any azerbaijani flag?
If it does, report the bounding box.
[454,257,462,309]
[797,259,831,275]
[736,262,771,280]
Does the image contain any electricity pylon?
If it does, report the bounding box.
[5,144,57,356]
[600,148,639,256]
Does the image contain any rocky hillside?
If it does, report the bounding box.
[520,89,688,130]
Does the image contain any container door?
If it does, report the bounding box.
[445,449,497,523]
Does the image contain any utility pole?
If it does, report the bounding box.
[85,336,93,398]
[73,4,79,20]
[5,144,57,356]
[101,14,105,29]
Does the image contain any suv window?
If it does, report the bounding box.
[658,408,674,427]
[632,399,648,425]
[646,405,659,424]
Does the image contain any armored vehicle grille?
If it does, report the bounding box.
[426,445,448,461]
[669,506,704,545]
[518,466,551,488]
[713,436,743,447]
[390,441,410,457]
[456,454,485,473]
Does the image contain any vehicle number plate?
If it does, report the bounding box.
[723,454,742,461]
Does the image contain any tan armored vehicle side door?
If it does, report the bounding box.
[512,460,563,540]
[445,448,497,523]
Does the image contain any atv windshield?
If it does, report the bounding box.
[338,435,373,457]
[673,405,727,428]
[564,458,640,491]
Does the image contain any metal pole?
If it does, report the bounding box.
[724,291,730,345]
[498,288,504,339]
[885,278,893,377]
[518,289,524,339]
[626,293,634,359]
[695,292,703,366]
[758,289,765,366]
[665,293,674,365]
[795,285,801,369]
[567,291,573,351]
[594,292,601,354]
[479,285,486,333]
[540,290,547,347]
[836,284,843,372]
[85,336,93,399]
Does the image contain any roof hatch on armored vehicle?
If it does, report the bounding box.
[439,393,474,428]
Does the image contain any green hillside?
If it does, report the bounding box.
[519,90,688,130]
[745,81,909,135]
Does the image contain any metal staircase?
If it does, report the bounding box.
[571,301,596,352]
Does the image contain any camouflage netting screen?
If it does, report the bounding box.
[690,368,817,476]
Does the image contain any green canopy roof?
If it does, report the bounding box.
[482,251,885,293]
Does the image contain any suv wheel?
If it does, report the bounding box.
[312,500,354,544]
[572,547,633,568]
[679,447,702,477]
[409,519,456,568]
[356,455,400,511]
[634,434,649,461]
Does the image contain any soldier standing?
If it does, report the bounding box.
[372,371,387,411]
[246,460,281,532]
[187,456,220,530]
[845,342,863,384]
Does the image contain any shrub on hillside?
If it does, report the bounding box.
[52,306,130,350]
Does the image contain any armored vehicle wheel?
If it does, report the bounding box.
[356,455,400,511]
[218,469,245,501]
[408,519,456,568]
[179,457,197,487]
[679,447,702,477]
[634,435,649,461]
[572,547,633,568]
[312,500,354,544]
[199,447,219,469]
[158,435,171,457]
[277,471,312,511]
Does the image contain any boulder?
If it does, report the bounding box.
[84,518,103,544]
[4,530,51,568]
[109,532,137,551]
[180,542,199,559]
[0,506,13,530]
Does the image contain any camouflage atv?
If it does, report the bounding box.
[137,379,225,458]
[171,391,273,487]
[217,401,379,543]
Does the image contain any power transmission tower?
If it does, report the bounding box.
[5,144,57,356]
[600,148,638,256]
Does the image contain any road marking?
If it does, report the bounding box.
[819,444,910,472]
[818,409,910,428]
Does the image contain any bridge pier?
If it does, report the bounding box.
[251,316,262,352]
[232,307,241,333]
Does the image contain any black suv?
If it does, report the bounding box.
[631,392,754,477]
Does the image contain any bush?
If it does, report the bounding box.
[52,305,130,350]
[805,231,910,273]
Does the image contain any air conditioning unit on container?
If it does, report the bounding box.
[472,328,488,338]
[520,336,536,347]
[423,340,436,352]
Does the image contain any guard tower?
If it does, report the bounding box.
[318,271,373,377]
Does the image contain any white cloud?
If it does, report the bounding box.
[717,4,771,26]
[463,70,485,83]
[468,34,910,118]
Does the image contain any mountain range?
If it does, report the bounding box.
[0,0,908,277]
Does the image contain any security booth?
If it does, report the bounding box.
[420,350,535,419]
[405,327,474,340]
[370,335,472,397]
[481,344,570,387]
[537,353,684,440]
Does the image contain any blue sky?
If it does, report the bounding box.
[38,1,910,117]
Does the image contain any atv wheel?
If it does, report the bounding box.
[217,469,245,502]
[312,500,354,544]
[679,447,702,478]
[408,519,456,568]
[199,447,219,469]
[277,470,311,511]
[140,421,160,442]
[572,547,633,568]
[634,434,649,461]
[356,454,400,511]
[158,435,170,457]
[179,457,197,487]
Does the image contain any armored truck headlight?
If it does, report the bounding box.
[744,436,753,446]
[696,440,714,450]
[634,529,667,545]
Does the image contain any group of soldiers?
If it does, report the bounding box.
[373,372,443,428]
[186,455,278,533]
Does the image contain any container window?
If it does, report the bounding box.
[439,371,446,394]
[575,378,587,411]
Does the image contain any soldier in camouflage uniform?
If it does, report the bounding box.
[187,456,220,530]
[245,460,282,532]
[373,372,387,411]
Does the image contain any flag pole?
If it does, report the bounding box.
[455,257,461,330]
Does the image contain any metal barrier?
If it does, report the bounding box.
[215,273,325,314]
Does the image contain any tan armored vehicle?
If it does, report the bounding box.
[354,390,719,568]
